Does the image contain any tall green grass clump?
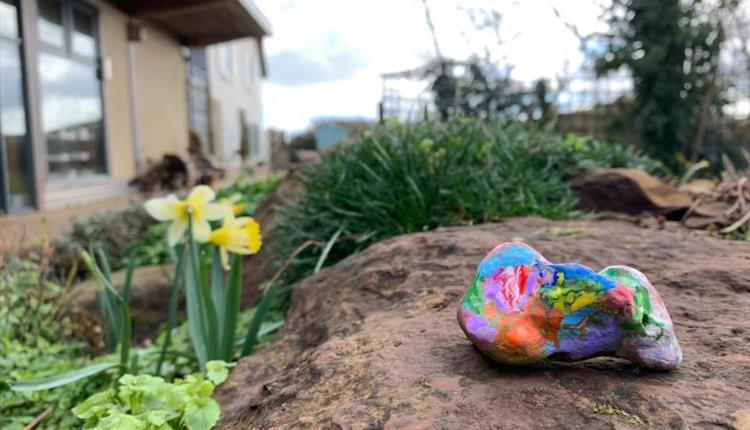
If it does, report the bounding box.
[275,119,663,282]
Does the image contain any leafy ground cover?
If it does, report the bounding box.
[0,259,109,429]
[1,175,282,429]
[273,119,664,283]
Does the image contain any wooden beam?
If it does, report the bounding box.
[129,0,230,19]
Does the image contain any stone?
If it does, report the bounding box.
[458,242,682,369]
[574,168,693,216]
[215,218,750,429]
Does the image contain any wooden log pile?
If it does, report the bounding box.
[129,132,224,193]
[681,154,750,236]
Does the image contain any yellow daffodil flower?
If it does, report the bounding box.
[144,185,225,246]
[208,215,263,269]
[217,193,246,216]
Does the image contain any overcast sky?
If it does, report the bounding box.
[253,0,748,132]
[253,0,611,132]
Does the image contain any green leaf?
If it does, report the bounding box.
[241,281,282,356]
[72,388,117,419]
[81,249,123,351]
[314,227,343,274]
[121,249,137,304]
[205,361,229,385]
[183,398,221,430]
[147,409,175,427]
[210,250,226,326]
[157,246,185,375]
[185,237,209,369]
[220,254,243,359]
[10,361,119,392]
[119,301,132,374]
[99,411,148,430]
[96,246,113,281]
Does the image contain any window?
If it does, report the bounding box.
[0,0,35,211]
[36,0,106,179]
[188,48,212,153]
[218,45,233,79]
[249,123,260,158]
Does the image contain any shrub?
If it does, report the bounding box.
[273,119,663,283]
[52,205,156,279]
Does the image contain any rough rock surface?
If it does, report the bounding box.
[216,217,750,430]
[575,168,693,217]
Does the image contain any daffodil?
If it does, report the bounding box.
[144,185,225,246]
[216,193,246,216]
[208,215,262,269]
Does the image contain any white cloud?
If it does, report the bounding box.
[255,0,611,132]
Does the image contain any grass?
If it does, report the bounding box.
[272,119,664,283]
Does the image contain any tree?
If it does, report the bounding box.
[591,0,739,168]
[419,1,557,124]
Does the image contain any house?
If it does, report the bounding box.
[312,118,373,151]
[0,0,271,214]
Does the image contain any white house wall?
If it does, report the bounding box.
[206,38,267,169]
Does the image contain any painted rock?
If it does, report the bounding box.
[457,242,682,369]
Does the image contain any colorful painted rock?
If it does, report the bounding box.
[457,242,682,369]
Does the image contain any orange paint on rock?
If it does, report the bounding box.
[493,295,565,361]
[545,309,565,348]
[505,317,545,348]
[483,302,498,324]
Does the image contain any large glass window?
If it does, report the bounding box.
[249,122,260,158]
[37,0,105,179]
[188,47,212,153]
[39,52,104,177]
[0,0,35,212]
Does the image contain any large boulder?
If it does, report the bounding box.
[215,217,750,430]
[575,168,693,217]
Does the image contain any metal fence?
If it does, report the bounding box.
[378,71,750,153]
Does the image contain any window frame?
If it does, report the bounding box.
[0,0,36,213]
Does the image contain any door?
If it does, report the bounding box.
[0,0,35,213]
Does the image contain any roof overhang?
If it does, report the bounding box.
[116,0,272,46]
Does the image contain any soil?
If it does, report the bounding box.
[215,217,750,430]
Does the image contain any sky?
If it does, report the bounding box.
[253,0,611,132]
[253,0,749,132]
